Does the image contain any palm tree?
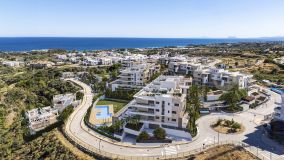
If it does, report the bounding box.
[219,84,247,111]
[188,85,202,114]
[186,102,198,136]
[202,85,210,102]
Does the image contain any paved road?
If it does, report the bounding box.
[65,79,284,159]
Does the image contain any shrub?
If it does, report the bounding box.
[153,127,166,140]
[137,131,150,141]
[75,92,84,100]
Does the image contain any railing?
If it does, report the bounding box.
[63,121,278,160]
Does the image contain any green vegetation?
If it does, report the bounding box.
[124,116,142,131]
[148,72,161,82]
[0,66,80,159]
[212,119,243,133]
[137,131,150,141]
[219,84,247,112]
[153,127,166,140]
[76,91,84,100]
[58,105,74,122]
[105,88,138,100]
[186,85,202,137]
[96,99,128,113]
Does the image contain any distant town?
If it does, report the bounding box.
[1,42,284,159]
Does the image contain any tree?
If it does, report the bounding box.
[137,131,149,141]
[75,92,84,100]
[186,85,202,136]
[111,70,118,79]
[112,120,124,132]
[188,85,202,115]
[153,127,166,140]
[202,85,210,102]
[219,84,247,111]
[58,105,74,122]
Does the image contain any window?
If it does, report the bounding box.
[174,103,179,107]
[168,103,170,105]
[155,109,159,112]
[168,118,170,121]
[172,119,176,122]
[156,116,159,119]
[172,111,176,114]
[156,101,160,104]
[168,110,170,113]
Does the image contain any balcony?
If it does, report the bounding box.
[132,103,155,109]
[129,109,155,116]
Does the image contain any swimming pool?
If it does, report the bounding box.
[270,88,284,94]
[95,105,112,119]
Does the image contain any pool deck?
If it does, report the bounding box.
[89,105,114,126]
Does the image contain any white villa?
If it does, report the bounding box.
[26,93,79,133]
[114,75,192,139]
[25,107,59,133]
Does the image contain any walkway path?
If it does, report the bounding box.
[65,79,284,159]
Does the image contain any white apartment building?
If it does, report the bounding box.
[193,68,253,90]
[110,63,160,91]
[83,57,99,66]
[273,93,284,121]
[26,107,59,133]
[122,54,148,68]
[115,75,191,129]
[168,61,204,75]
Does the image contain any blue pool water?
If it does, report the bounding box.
[270,88,284,94]
[95,105,112,119]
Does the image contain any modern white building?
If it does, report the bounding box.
[26,107,59,132]
[168,61,204,75]
[114,75,192,139]
[193,68,253,90]
[110,63,160,91]
[122,54,148,68]
[53,93,79,112]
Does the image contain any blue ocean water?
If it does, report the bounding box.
[0,37,282,51]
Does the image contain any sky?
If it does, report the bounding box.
[0,0,284,38]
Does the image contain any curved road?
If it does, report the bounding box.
[66,79,284,159]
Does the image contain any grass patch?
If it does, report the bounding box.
[96,100,128,113]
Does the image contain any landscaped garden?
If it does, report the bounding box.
[211,119,244,134]
[96,99,128,113]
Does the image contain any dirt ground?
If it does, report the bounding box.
[183,144,259,160]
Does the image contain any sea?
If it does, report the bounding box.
[0,37,283,52]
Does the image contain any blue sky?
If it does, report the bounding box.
[0,0,284,38]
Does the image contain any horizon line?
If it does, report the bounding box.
[0,36,284,39]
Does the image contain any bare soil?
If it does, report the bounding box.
[183,144,259,160]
